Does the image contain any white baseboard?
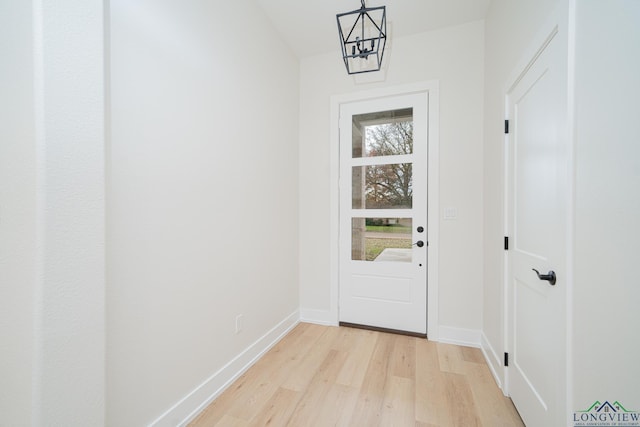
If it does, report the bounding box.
[437,325,481,348]
[480,331,505,393]
[149,310,300,427]
[299,308,338,326]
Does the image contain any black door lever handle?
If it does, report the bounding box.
[532,269,556,286]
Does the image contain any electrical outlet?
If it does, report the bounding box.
[235,314,243,334]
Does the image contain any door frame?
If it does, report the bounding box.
[329,81,440,340]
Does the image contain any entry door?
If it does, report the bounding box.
[506,27,568,426]
[339,93,428,335]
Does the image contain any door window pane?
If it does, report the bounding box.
[352,218,412,262]
[352,163,413,209]
[352,108,413,158]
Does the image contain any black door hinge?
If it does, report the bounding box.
[505,119,509,134]
[504,352,509,367]
[504,236,509,250]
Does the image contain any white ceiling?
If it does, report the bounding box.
[253,0,491,58]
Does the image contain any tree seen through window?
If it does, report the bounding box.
[364,120,413,209]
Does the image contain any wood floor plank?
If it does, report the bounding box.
[437,342,467,375]
[309,383,360,427]
[246,387,301,427]
[380,375,415,427]
[224,327,319,421]
[335,327,378,388]
[188,370,257,426]
[390,334,416,379]
[330,324,361,352]
[280,326,341,392]
[212,414,247,427]
[223,375,278,421]
[461,346,486,364]
[286,349,349,425]
[415,339,451,426]
[443,371,482,427]
[348,331,395,426]
[190,324,523,427]
[465,361,525,427]
[189,323,322,425]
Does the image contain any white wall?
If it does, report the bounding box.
[0,2,37,425]
[1,1,106,425]
[572,0,640,410]
[299,21,485,336]
[35,1,107,423]
[482,0,562,385]
[108,0,300,425]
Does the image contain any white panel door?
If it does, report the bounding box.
[339,92,428,335]
[506,27,568,426]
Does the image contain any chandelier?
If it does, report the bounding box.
[336,0,387,75]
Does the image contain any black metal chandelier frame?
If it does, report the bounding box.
[336,0,387,75]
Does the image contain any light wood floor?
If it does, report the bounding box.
[189,323,524,427]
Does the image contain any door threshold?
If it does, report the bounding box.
[339,322,427,339]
